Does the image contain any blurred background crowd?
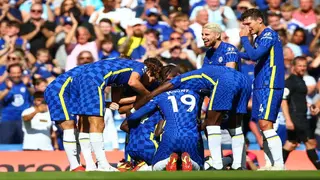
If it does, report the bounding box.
[0,0,319,160]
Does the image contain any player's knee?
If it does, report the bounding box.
[58,120,75,130]
[88,116,105,132]
[306,139,317,149]
[284,141,297,150]
[258,120,273,131]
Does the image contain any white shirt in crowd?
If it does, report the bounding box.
[21,107,55,151]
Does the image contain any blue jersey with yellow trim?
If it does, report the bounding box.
[127,110,162,152]
[203,42,241,69]
[252,28,285,89]
[79,58,146,88]
[128,89,201,138]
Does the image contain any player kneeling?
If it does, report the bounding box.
[126,89,203,171]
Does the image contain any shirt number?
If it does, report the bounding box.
[168,94,196,113]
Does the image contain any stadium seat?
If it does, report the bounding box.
[246,131,257,144]
[0,144,23,151]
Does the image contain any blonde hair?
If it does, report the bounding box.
[280,2,296,12]
[203,23,223,34]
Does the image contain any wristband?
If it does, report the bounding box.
[130,108,136,113]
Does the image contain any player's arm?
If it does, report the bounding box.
[154,119,165,137]
[127,100,158,121]
[119,96,136,105]
[128,71,150,96]
[225,48,239,69]
[239,52,250,60]
[281,87,294,130]
[119,103,134,114]
[133,81,174,110]
[120,120,129,133]
[240,36,272,61]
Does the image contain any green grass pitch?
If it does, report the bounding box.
[1,171,320,180]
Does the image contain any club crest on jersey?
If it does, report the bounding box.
[218,57,223,63]
[254,43,258,48]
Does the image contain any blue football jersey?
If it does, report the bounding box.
[252,28,285,89]
[203,42,241,70]
[128,89,201,137]
[78,58,146,89]
[128,110,162,152]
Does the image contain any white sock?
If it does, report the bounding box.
[262,129,284,166]
[153,158,169,171]
[79,132,97,170]
[90,133,110,169]
[229,127,244,169]
[264,152,272,166]
[63,129,80,170]
[206,126,223,169]
[191,159,200,170]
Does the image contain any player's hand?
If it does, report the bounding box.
[286,120,294,130]
[38,104,48,113]
[5,79,13,90]
[239,25,250,37]
[109,102,120,111]
[310,105,320,116]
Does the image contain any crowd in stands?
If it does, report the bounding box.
[0,0,319,153]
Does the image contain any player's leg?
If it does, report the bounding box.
[205,79,235,170]
[254,88,284,169]
[44,82,83,171]
[228,113,245,170]
[282,130,298,163]
[152,140,175,171]
[76,79,114,171]
[78,115,97,171]
[305,139,320,169]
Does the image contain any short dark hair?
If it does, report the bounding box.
[240,8,264,21]
[8,20,20,29]
[276,29,287,38]
[160,64,179,82]
[267,12,281,19]
[292,56,307,66]
[34,78,47,86]
[144,29,160,40]
[34,91,44,99]
[7,63,23,73]
[99,18,112,25]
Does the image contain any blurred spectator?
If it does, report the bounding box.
[0,19,8,37]
[161,31,197,65]
[98,18,122,50]
[130,29,165,61]
[292,0,316,31]
[0,49,35,81]
[309,23,320,54]
[52,0,86,17]
[190,0,237,30]
[76,50,94,66]
[22,91,58,151]
[144,7,171,42]
[89,0,134,27]
[267,12,285,31]
[291,27,311,56]
[0,63,34,144]
[280,2,300,35]
[34,78,48,92]
[0,0,22,23]
[189,9,208,49]
[65,13,103,71]
[161,31,197,70]
[235,1,256,20]
[0,20,30,54]
[139,0,160,20]
[31,48,62,81]
[19,0,54,23]
[19,2,56,56]
[159,0,190,16]
[262,0,281,23]
[277,28,303,57]
[118,18,145,56]
[99,35,120,59]
[283,46,295,76]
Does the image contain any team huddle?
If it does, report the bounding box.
[45,9,287,171]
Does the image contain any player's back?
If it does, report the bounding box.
[128,110,162,150]
[155,89,201,137]
[254,28,285,89]
[203,42,241,70]
[79,58,145,87]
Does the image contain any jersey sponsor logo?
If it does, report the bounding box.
[259,104,264,114]
[12,94,24,107]
[261,32,273,40]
